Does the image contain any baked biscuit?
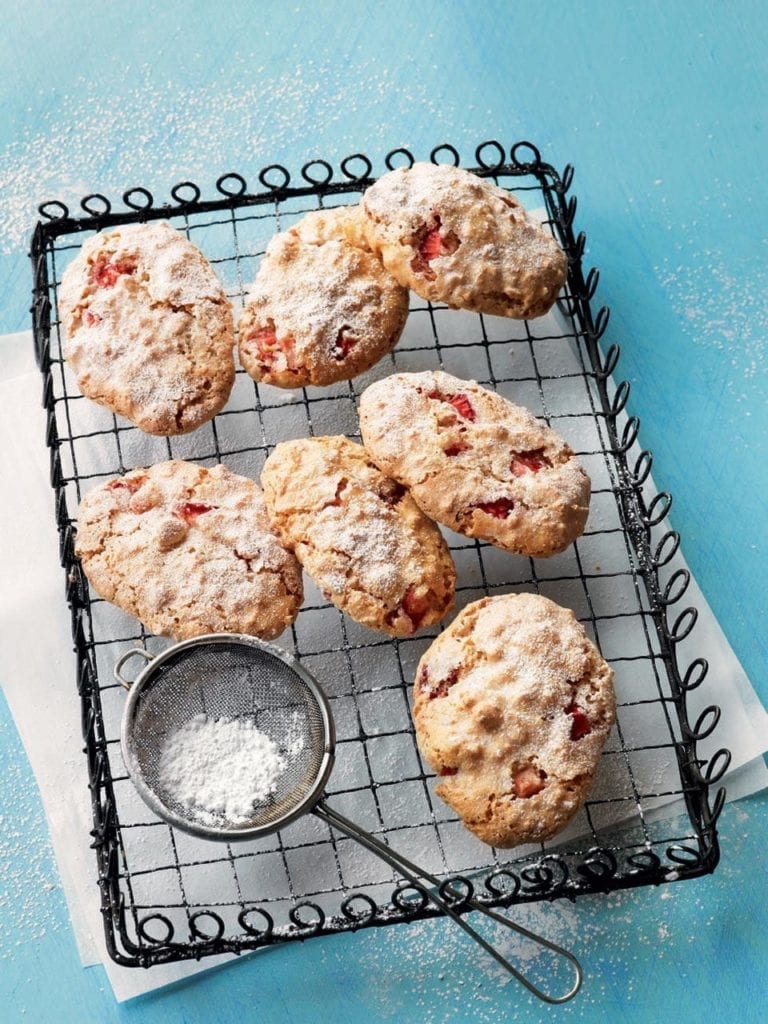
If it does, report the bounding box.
[59,221,235,435]
[360,162,566,319]
[359,370,590,557]
[238,213,409,388]
[289,205,371,250]
[75,460,302,641]
[261,436,455,636]
[413,594,616,848]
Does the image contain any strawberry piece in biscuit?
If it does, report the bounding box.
[427,389,476,422]
[443,440,471,457]
[414,216,461,274]
[567,702,592,741]
[474,498,515,519]
[332,328,358,360]
[174,502,216,524]
[107,477,141,494]
[418,664,460,700]
[401,585,431,632]
[511,450,550,476]
[91,256,136,288]
[513,766,547,799]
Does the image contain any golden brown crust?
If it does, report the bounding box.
[358,370,590,557]
[75,460,303,641]
[59,222,235,435]
[238,211,408,389]
[360,163,566,319]
[413,594,616,848]
[289,206,372,251]
[260,436,456,636]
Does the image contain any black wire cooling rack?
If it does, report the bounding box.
[29,141,729,968]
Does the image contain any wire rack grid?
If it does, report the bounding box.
[29,140,729,968]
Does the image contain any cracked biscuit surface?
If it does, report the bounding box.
[261,436,456,636]
[238,209,409,388]
[75,460,303,641]
[360,162,567,319]
[59,221,235,435]
[414,593,616,848]
[359,370,590,557]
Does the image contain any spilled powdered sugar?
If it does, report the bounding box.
[0,55,468,257]
[157,714,292,824]
[310,805,760,1023]
[0,713,65,962]
[657,250,768,397]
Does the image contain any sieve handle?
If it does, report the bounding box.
[114,647,153,690]
[313,800,582,1005]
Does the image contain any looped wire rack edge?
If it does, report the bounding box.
[29,140,728,968]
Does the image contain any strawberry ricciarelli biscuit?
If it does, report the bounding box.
[238,207,408,388]
[261,436,455,636]
[413,594,616,848]
[360,162,566,319]
[59,221,235,435]
[75,461,302,641]
[359,370,590,558]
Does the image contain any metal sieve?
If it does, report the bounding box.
[115,633,582,1004]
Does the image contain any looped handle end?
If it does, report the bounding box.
[114,647,153,690]
[315,800,583,1005]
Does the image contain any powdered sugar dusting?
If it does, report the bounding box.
[657,251,768,398]
[0,57,467,257]
[365,163,556,275]
[76,460,303,641]
[360,163,565,318]
[0,714,65,963]
[238,227,407,388]
[359,370,590,557]
[158,714,287,823]
[311,804,760,1020]
[317,490,403,597]
[59,221,234,435]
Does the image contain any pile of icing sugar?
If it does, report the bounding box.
[157,714,291,823]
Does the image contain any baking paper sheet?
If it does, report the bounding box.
[1,319,766,1001]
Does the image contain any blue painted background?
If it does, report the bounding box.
[1,1,766,1021]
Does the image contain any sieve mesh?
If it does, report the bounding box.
[123,640,332,835]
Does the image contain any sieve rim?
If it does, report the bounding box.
[119,633,336,842]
